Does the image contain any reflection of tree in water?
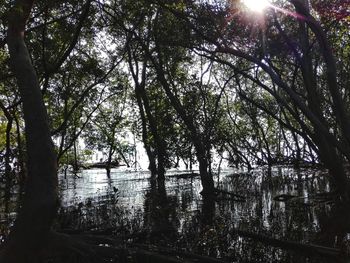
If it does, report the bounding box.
[174,169,343,262]
[142,178,179,243]
[317,203,350,250]
[141,174,218,254]
[9,168,347,262]
[202,195,215,226]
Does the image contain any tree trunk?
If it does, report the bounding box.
[106,145,114,178]
[116,147,130,167]
[147,47,215,194]
[194,141,215,194]
[138,86,167,181]
[0,0,59,261]
[134,85,158,177]
[73,139,79,173]
[14,114,26,190]
[4,116,13,199]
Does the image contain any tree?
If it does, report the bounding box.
[126,42,168,181]
[0,0,58,261]
[84,82,134,177]
[160,0,350,201]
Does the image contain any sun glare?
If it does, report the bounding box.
[242,0,271,13]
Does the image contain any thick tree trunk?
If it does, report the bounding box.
[0,0,59,261]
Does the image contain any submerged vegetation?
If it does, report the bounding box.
[0,0,350,262]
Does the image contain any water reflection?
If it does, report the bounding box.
[140,178,178,243]
[1,166,348,262]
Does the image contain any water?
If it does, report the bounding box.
[1,166,349,262]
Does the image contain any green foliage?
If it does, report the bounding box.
[2,0,347,174]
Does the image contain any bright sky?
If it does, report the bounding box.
[242,0,271,13]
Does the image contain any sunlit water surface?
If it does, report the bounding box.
[2,167,349,262]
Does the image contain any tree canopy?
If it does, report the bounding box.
[0,0,349,261]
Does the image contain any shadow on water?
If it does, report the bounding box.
[1,166,350,262]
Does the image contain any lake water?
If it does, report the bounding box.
[1,166,349,262]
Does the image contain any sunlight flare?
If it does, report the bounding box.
[241,0,271,13]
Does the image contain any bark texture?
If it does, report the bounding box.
[0,0,59,261]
